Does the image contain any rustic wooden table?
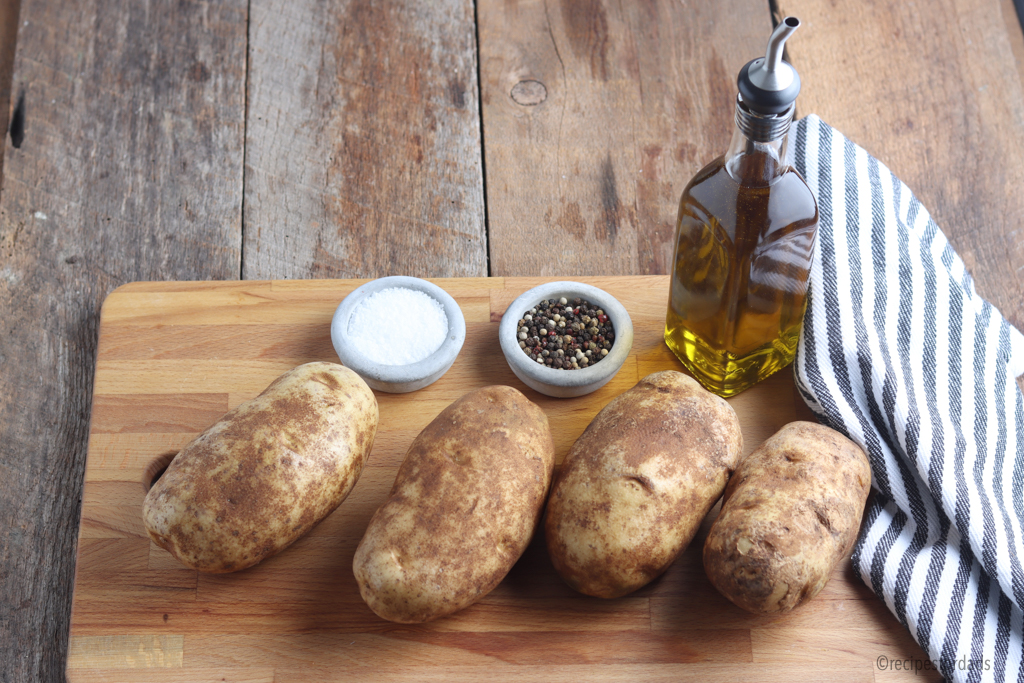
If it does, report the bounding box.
[1,0,1022,681]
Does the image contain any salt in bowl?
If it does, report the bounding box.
[331,276,466,393]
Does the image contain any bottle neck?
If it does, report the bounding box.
[724,96,793,185]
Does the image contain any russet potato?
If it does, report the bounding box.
[703,421,871,613]
[142,361,378,573]
[544,371,744,598]
[353,385,555,623]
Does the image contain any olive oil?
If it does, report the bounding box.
[665,151,817,396]
[664,17,818,397]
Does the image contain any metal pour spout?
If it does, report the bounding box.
[736,17,802,115]
[749,17,800,93]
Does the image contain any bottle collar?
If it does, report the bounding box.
[735,96,794,143]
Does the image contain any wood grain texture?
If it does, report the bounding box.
[778,0,1024,329]
[478,0,771,276]
[242,0,487,280]
[67,278,935,682]
[0,0,20,180]
[0,2,247,682]
[1008,0,1024,85]
[2,1,1019,680]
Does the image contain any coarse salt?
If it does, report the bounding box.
[347,287,449,366]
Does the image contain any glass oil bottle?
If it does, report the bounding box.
[664,17,818,398]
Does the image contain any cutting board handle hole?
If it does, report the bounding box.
[143,452,178,491]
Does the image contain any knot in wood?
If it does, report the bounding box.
[510,80,547,106]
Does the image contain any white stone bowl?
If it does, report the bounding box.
[498,281,634,398]
[331,276,466,393]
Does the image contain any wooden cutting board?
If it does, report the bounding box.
[67,277,937,683]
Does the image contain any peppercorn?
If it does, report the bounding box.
[513,295,616,370]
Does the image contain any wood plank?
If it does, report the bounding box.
[68,669,274,683]
[67,635,184,669]
[0,3,247,680]
[478,0,771,276]
[89,394,230,434]
[181,630,750,667]
[1007,0,1024,85]
[362,629,751,665]
[750,626,939,669]
[268,663,877,683]
[84,433,196,474]
[242,0,486,279]
[777,0,1024,331]
[69,595,651,637]
[0,0,20,181]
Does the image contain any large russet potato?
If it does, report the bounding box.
[544,371,744,598]
[143,361,378,573]
[703,421,871,613]
[353,385,555,624]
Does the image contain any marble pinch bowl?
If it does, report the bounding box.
[498,281,634,398]
[331,276,466,393]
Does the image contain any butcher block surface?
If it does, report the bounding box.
[67,277,938,682]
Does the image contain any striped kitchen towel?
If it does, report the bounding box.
[790,115,1024,683]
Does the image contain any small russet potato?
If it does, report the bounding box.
[353,385,555,624]
[703,421,871,613]
[544,371,744,598]
[143,361,378,573]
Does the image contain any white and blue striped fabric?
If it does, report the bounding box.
[790,115,1024,683]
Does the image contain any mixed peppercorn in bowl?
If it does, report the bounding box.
[498,281,633,398]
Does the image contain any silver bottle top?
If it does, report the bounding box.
[737,17,802,116]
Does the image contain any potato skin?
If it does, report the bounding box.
[703,421,871,613]
[544,371,744,598]
[353,385,555,624]
[143,361,378,573]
